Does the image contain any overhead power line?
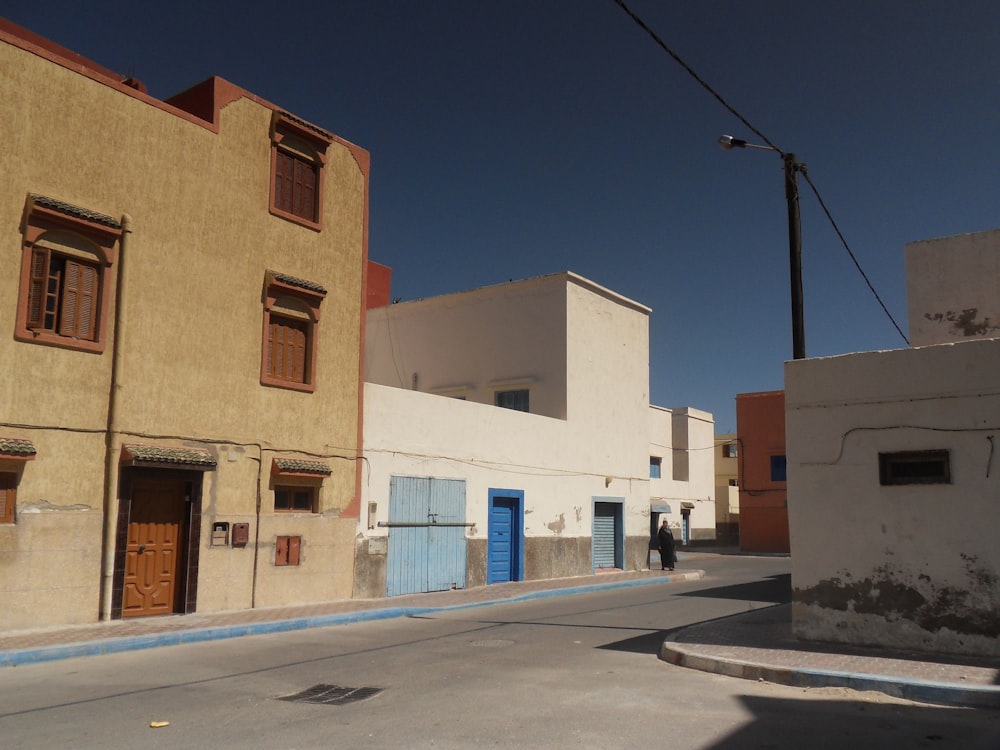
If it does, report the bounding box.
[610,0,909,345]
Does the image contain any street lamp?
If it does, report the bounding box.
[718,135,805,360]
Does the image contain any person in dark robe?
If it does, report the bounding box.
[657,517,676,571]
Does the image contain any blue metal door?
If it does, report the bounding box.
[488,497,517,583]
[387,476,467,596]
[592,500,622,570]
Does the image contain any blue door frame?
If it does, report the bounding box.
[592,496,624,571]
[487,488,524,584]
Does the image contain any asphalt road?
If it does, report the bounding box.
[1,556,997,749]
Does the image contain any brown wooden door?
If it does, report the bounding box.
[123,478,187,617]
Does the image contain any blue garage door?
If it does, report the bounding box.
[593,500,622,570]
[387,476,467,597]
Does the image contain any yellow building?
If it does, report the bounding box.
[714,433,740,545]
[0,20,369,629]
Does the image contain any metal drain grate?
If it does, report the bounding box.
[278,684,383,706]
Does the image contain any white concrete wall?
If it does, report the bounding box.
[906,228,1000,346]
[366,274,568,419]
[785,338,1000,656]
[359,273,657,590]
[649,407,716,541]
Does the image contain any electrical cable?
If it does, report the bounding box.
[610,0,909,345]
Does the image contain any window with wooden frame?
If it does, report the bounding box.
[270,457,330,514]
[274,486,317,513]
[269,111,332,229]
[15,195,121,353]
[0,438,36,525]
[275,535,301,566]
[0,473,16,525]
[261,271,326,392]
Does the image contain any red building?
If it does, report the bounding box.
[735,390,789,553]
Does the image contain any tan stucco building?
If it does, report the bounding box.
[0,21,368,629]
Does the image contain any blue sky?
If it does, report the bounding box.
[7,1,999,430]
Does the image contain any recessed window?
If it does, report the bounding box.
[269,111,332,230]
[274,486,317,512]
[879,450,951,485]
[728,479,739,487]
[649,456,662,479]
[15,195,121,353]
[770,454,787,482]
[722,444,738,458]
[495,389,529,412]
[261,271,326,392]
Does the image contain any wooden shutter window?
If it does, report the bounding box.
[59,260,98,340]
[0,475,15,525]
[268,317,308,383]
[26,247,50,329]
[275,149,318,222]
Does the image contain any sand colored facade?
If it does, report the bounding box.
[714,433,740,545]
[0,22,367,629]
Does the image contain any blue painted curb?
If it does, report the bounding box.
[0,572,685,668]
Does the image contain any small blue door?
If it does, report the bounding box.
[488,493,521,584]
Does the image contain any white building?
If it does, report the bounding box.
[354,271,714,597]
[648,406,716,548]
[786,228,1000,657]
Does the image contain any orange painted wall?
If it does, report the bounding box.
[736,390,789,553]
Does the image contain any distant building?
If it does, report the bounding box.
[735,391,790,553]
[0,20,368,629]
[787,227,1000,657]
[714,433,740,545]
[649,406,716,549]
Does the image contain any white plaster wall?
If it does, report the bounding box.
[361,273,655,563]
[366,274,568,419]
[648,407,716,539]
[906,228,1000,346]
[363,383,650,543]
[785,338,1000,655]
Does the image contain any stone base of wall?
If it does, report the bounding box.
[792,601,1000,658]
[352,536,387,599]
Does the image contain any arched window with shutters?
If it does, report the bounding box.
[268,111,332,230]
[260,271,326,392]
[15,195,121,353]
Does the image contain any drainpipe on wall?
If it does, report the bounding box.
[98,213,132,621]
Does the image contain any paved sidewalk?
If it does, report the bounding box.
[2,563,998,709]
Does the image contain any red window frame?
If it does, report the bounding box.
[15,197,121,353]
[268,112,332,231]
[260,272,326,393]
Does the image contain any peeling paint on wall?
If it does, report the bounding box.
[795,561,1000,640]
[546,513,565,534]
[923,308,1000,337]
[574,506,582,524]
[19,499,93,512]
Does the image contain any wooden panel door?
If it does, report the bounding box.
[123,479,187,617]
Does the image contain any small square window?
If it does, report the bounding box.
[495,389,529,412]
[722,444,738,458]
[0,473,16,525]
[770,455,787,482]
[275,486,317,512]
[879,450,951,485]
[275,535,302,566]
[649,456,662,479]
